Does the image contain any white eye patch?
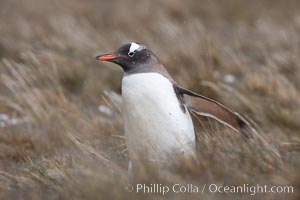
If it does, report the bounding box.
[129,42,144,54]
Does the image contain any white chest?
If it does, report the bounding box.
[122,73,195,162]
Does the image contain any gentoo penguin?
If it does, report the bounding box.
[96,42,253,178]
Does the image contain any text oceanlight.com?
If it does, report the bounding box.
[124,183,294,196]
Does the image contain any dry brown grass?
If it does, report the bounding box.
[0,0,299,199]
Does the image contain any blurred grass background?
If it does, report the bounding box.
[0,0,299,199]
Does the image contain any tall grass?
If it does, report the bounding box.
[0,0,299,199]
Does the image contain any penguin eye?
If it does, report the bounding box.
[128,51,135,57]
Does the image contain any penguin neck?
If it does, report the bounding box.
[124,63,175,83]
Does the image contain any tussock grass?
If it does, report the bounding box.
[0,0,299,199]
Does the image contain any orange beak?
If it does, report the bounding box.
[96,53,120,61]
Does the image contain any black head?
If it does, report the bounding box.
[96,42,158,72]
